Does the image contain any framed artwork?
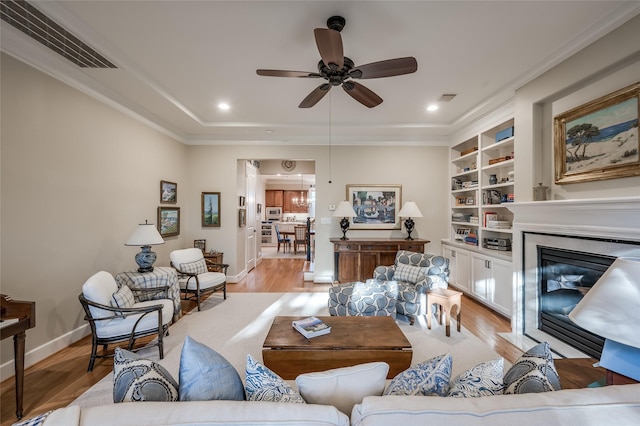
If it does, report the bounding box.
[160,180,177,203]
[157,206,180,237]
[238,208,246,228]
[346,184,402,229]
[202,192,221,227]
[194,239,206,252]
[239,196,246,207]
[554,82,639,184]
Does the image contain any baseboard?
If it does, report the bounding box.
[313,275,334,283]
[0,324,90,381]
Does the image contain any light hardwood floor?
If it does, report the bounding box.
[1,257,599,425]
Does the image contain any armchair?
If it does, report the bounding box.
[79,271,173,371]
[170,248,229,311]
[373,250,449,325]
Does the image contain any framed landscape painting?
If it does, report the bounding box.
[346,184,402,229]
[202,192,221,227]
[160,180,177,203]
[554,82,639,184]
[157,206,180,237]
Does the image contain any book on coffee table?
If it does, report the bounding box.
[292,316,331,338]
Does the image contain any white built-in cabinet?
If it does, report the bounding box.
[444,117,515,318]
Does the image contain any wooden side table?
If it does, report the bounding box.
[115,267,182,321]
[204,252,224,272]
[426,288,462,336]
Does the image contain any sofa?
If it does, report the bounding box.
[30,383,640,426]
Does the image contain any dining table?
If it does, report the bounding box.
[279,229,315,260]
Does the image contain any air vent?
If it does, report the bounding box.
[0,0,116,68]
[438,93,457,102]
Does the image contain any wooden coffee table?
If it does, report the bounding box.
[262,316,412,379]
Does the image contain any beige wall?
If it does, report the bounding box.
[514,14,640,201]
[0,54,188,373]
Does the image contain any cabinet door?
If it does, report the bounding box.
[444,246,470,293]
[360,252,378,281]
[471,254,491,301]
[338,252,360,282]
[489,258,513,316]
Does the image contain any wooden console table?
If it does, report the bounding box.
[1,295,36,420]
[330,238,429,282]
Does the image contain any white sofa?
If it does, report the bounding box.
[36,384,640,426]
[351,384,640,426]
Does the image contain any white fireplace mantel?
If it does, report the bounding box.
[503,196,640,357]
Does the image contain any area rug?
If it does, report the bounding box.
[71,292,505,408]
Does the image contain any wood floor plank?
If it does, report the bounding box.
[0,258,598,425]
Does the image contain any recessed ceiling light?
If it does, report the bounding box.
[266,129,274,133]
[427,104,439,112]
[218,103,230,110]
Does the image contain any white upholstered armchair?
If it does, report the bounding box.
[170,248,229,311]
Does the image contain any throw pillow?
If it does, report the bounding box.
[12,410,53,426]
[179,259,207,275]
[110,285,135,315]
[393,263,427,284]
[384,353,452,396]
[113,347,179,402]
[296,362,389,415]
[178,335,245,401]
[447,358,504,397]
[503,342,561,394]
[245,354,305,403]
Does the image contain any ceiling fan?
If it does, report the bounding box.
[257,16,417,108]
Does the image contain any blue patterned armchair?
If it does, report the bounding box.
[373,250,449,324]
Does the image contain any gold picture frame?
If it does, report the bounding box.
[553,82,639,184]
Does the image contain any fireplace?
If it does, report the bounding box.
[504,197,640,358]
[537,246,614,358]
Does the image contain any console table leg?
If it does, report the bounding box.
[14,331,26,419]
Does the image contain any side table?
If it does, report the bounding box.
[204,252,224,272]
[115,266,182,321]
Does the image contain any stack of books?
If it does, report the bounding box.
[464,231,478,246]
[292,316,331,338]
[487,220,511,229]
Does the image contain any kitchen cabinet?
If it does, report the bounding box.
[330,238,429,283]
[265,190,283,207]
[283,190,308,213]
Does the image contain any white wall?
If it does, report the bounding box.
[0,53,188,375]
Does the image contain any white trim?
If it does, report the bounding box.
[0,324,90,381]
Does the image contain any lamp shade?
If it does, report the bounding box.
[568,257,640,349]
[125,222,165,246]
[333,201,357,218]
[397,201,423,218]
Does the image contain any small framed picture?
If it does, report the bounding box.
[160,180,177,204]
[202,192,220,227]
[157,206,180,237]
[239,196,246,207]
[194,239,206,252]
[238,209,246,228]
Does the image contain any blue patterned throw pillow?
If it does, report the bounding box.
[113,347,179,402]
[179,335,245,401]
[245,354,305,403]
[447,358,505,397]
[384,353,452,396]
[11,410,53,426]
[503,342,561,394]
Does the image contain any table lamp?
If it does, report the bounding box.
[125,220,165,273]
[397,201,423,240]
[568,257,640,383]
[333,201,357,240]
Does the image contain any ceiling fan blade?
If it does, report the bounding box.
[299,83,332,108]
[314,28,344,69]
[349,57,417,79]
[342,81,383,108]
[257,69,321,78]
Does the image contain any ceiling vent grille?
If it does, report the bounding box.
[438,93,457,102]
[1,0,116,68]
